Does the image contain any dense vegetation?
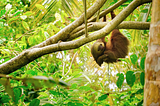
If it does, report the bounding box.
[0,0,151,105]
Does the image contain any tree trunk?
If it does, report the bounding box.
[144,0,160,105]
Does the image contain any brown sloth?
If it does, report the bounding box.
[91,11,129,66]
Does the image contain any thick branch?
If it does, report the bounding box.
[69,21,150,40]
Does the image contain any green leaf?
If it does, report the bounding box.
[0,22,3,27]
[140,57,146,70]
[26,69,38,76]
[71,83,78,89]
[141,9,148,13]
[35,35,43,43]
[22,21,30,30]
[79,86,91,91]
[23,11,35,16]
[29,99,40,106]
[28,36,36,46]
[98,94,108,101]
[0,95,10,103]
[126,71,135,87]
[44,31,50,38]
[135,88,143,94]
[140,72,145,86]
[122,29,132,40]
[0,19,6,22]
[116,73,124,89]
[130,54,138,65]
[137,100,143,106]
[14,11,21,16]
[8,17,19,24]
[113,0,118,3]
[13,88,21,104]
[21,36,26,42]
[0,9,6,17]
[49,90,59,96]
[35,4,45,10]
[52,25,60,32]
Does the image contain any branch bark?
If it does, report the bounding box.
[0,0,152,74]
[69,21,150,40]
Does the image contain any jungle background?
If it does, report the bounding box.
[0,0,150,105]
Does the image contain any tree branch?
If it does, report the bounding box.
[69,21,150,40]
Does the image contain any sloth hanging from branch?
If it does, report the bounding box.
[91,11,129,66]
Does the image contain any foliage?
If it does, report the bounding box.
[0,0,150,105]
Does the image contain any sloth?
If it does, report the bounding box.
[91,11,129,66]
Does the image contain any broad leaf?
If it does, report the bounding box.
[140,72,145,86]
[22,21,30,30]
[98,94,108,101]
[29,99,40,106]
[130,54,138,65]
[126,71,135,87]
[116,73,124,89]
[140,57,146,70]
